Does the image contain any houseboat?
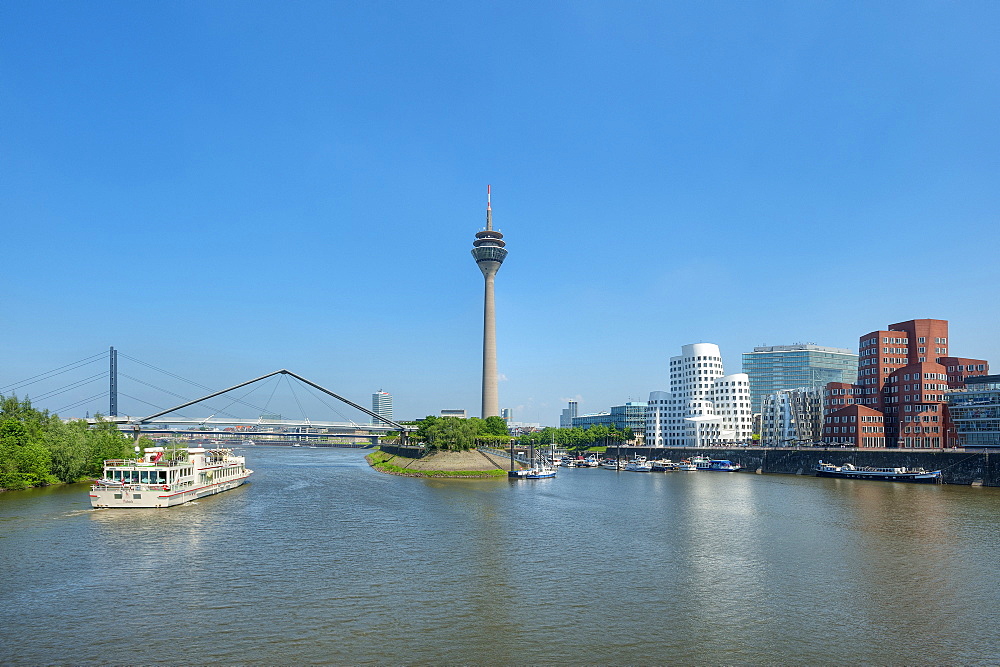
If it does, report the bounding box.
[814,461,942,483]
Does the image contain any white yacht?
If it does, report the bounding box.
[624,457,652,472]
[90,446,252,509]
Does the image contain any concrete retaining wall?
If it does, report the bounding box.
[379,445,426,459]
[611,447,997,487]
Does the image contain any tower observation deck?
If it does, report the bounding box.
[471,185,507,418]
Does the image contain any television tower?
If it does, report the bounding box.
[471,185,507,418]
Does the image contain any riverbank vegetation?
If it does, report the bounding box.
[0,395,142,491]
[517,425,634,449]
[399,415,512,452]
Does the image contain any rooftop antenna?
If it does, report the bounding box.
[486,184,493,231]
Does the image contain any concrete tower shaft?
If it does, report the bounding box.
[471,185,506,418]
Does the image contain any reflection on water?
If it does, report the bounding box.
[1,447,999,665]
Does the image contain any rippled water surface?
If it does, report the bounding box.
[2,446,999,665]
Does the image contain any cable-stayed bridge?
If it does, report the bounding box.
[1,349,412,444]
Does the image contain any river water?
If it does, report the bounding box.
[1,446,999,665]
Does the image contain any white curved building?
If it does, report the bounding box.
[646,343,753,447]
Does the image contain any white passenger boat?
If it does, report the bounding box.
[624,457,652,472]
[525,464,557,479]
[693,456,712,470]
[678,460,698,471]
[814,461,941,484]
[707,459,741,472]
[90,446,253,508]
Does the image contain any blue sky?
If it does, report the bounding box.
[2,1,998,425]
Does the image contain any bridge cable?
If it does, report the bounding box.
[116,391,194,420]
[199,375,280,423]
[55,391,111,415]
[261,375,282,416]
[286,374,308,423]
[118,372,243,420]
[30,372,108,403]
[0,353,106,393]
[295,381,360,426]
[119,353,272,415]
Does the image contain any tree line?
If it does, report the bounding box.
[516,425,635,449]
[396,417,634,452]
[0,395,141,491]
[405,415,512,451]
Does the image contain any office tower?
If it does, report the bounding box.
[823,318,989,448]
[646,343,753,447]
[371,389,393,425]
[560,400,578,429]
[471,185,507,418]
[743,344,857,413]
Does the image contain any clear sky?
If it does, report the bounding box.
[2,1,998,425]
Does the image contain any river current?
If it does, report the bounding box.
[1,446,998,665]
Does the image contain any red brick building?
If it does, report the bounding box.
[823,319,989,448]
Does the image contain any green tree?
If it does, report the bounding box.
[44,419,91,483]
[481,416,509,437]
[424,417,479,451]
[83,417,134,476]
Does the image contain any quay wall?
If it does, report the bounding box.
[379,444,427,459]
[614,447,998,487]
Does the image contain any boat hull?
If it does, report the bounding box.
[815,469,941,483]
[90,475,252,509]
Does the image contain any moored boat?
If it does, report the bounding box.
[650,459,677,472]
[814,460,942,483]
[90,446,252,508]
[525,465,557,479]
[624,457,652,472]
[707,459,741,472]
[678,460,698,471]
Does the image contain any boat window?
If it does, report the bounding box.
[113,493,122,499]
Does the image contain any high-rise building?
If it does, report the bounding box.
[471,185,507,418]
[759,387,824,446]
[371,390,392,425]
[823,319,989,448]
[559,400,578,429]
[501,408,512,422]
[743,344,857,413]
[646,343,753,447]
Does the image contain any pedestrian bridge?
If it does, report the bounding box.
[87,369,415,443]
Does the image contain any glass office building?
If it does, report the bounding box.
[947,375,1000,448]
[572,402,647,434]
[743,344,858,413]
[371,390,393,425]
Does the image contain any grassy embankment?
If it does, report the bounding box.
[366,450,508,478]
